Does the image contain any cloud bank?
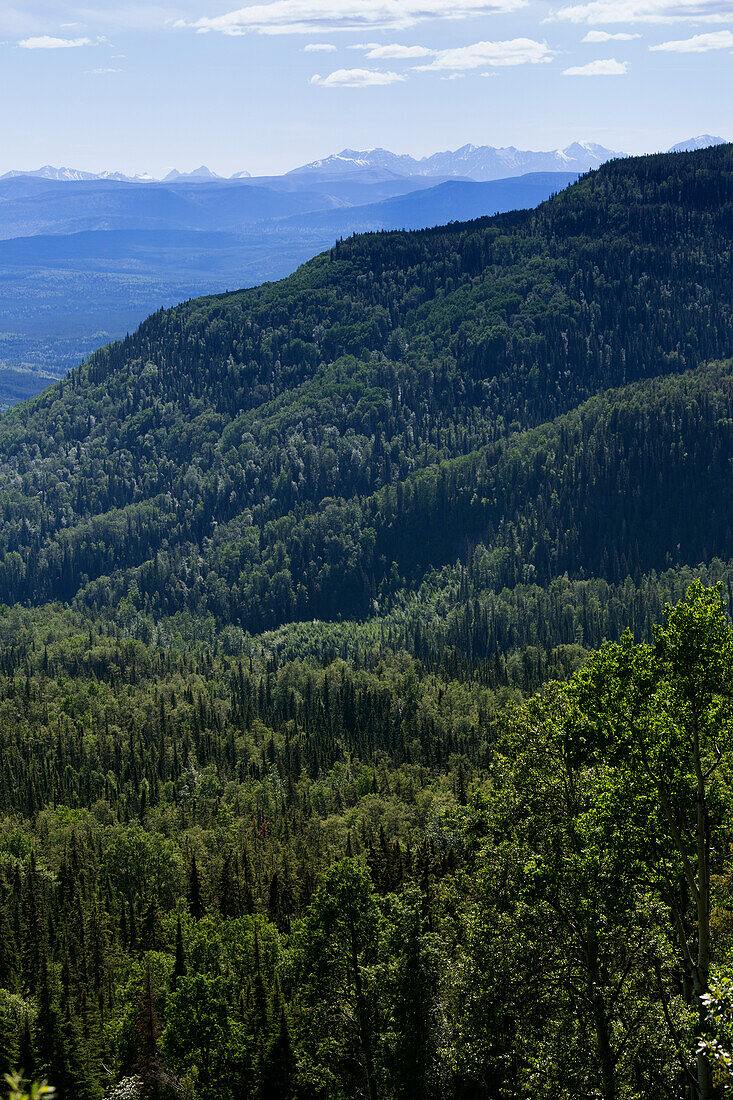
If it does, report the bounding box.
[181,0,527,36]
[554,0,733,23]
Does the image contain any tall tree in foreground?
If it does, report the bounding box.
[457,581,733,1099]
[458,688,670,1099]
[574,581,733,1100]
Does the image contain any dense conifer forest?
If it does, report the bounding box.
[0,145,732,1099]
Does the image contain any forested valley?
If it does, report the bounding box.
[0,144,732,1100]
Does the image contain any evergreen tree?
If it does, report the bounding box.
[135,963,176,1100]
[188,857,203,922]
[172,917,185,992]
[0,1005,18,1081]
[259,1011,296,1100]
[18,1017,34,1081]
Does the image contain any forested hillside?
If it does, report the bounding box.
[0,145,731,625]
[1,146,733,1100]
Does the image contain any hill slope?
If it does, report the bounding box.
[0,144,730,627]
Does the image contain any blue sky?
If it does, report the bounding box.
[0,0,731,176]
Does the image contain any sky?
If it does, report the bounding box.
[0,0,731,176]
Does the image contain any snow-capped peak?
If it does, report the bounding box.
[668,135,727,153]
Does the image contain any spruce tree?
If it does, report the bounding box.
[35,960,98,1100]
[171,916,185,992]
[259,1011,296,1100]
[18,1015,34,1080]
[188,856,203,921]
[136,962,169,1100]
[0,1005,18,1081]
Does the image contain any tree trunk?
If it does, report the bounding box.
[694,720,713,1100]
[593,992,616,1100]
[586,932,616,1100]
[351,921,377,1100]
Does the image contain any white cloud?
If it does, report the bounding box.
[303,40,336,49]
[364,42,433,56]
[553,0,733,24]
[180,0,527,37]
[310,66,406,84]
[416,37,554,69]
[650,28,733,47]
[19,34,92,48]
[582,28,640,37]
[564,55,629,70]
[87,66,121,73]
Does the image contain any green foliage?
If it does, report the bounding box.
[699,978,733,1094]
[4,1075,54,1100]
[0,148,731,1098]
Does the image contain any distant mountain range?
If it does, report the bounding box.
[0,145,609,185]
[290,141,619,181]
[0,165,158,183]
[1,136,727,185]
[291,135,728,179]
[0,164,246,184]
